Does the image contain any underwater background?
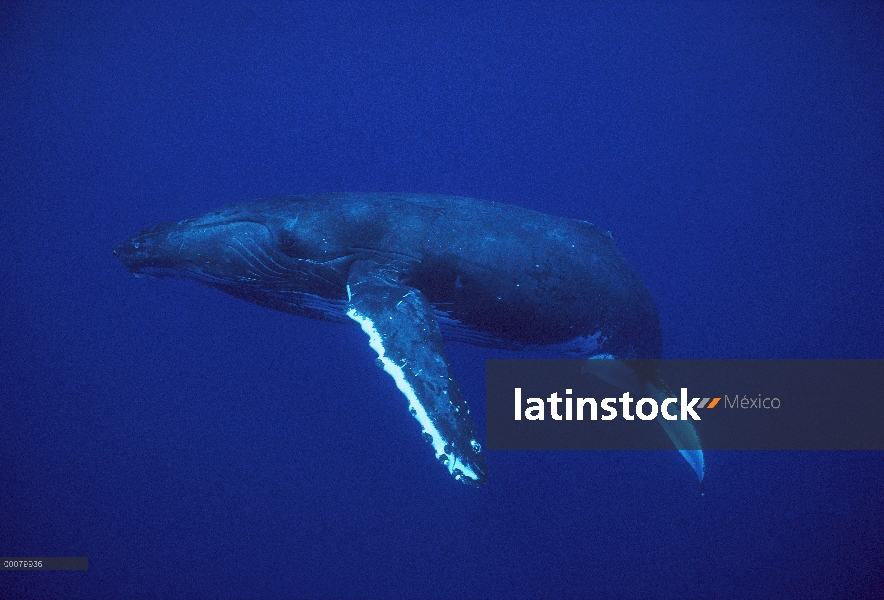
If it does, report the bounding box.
[2,2,882,598]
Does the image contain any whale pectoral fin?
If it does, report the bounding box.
[345,259,487,486]
[582,359,705,482]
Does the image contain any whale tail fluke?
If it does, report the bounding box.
[581,358,705,482]
[646,381,705,482]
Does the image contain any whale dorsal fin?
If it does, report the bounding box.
[345,259,487,485]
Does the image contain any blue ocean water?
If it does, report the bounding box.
[1,2,882,598]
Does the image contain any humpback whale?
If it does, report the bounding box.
[114,194,704,486]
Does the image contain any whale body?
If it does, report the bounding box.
[114,194,704,485]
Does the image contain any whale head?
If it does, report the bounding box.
[119,203,276,276]
[113,201,350,289]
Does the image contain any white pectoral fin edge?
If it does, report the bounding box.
[347,309,448,458]
[345,265,487,486]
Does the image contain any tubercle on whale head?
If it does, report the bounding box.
[113,221,181,274]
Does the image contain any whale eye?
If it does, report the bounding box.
[277,230,307,258]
